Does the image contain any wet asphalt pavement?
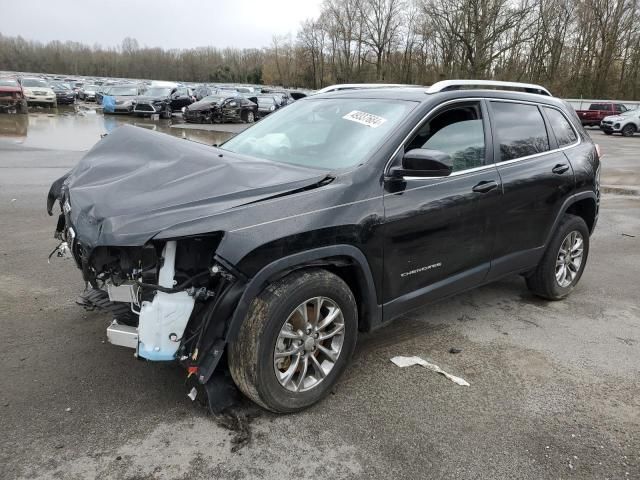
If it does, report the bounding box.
[0,108,638,479]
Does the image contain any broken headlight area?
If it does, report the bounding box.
[68,235,239,375]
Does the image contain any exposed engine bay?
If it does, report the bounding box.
[50,215,236,378]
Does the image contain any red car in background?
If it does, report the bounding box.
[0,77,28,114]
[576,102,628,127]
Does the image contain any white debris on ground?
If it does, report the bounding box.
[390,356,470,386]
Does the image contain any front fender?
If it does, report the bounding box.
[222,244,381,342]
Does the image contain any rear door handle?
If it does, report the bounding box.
[552,164,570,174]
[472,180,498,193]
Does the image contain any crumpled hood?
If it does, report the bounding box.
[53,125,329,248]
[187,99,220,111]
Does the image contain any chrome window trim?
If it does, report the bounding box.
[385,97,582,179]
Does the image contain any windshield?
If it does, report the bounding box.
[51,83,71,91]
[222,98,414,170]
[0,79,19,87]
[620,109,639,116]
[22,78,48,88]
[108,86,138,96]
[144,87,172,97]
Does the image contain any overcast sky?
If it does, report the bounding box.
[1,0,324,50]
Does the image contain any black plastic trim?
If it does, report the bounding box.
[223,245,381,342]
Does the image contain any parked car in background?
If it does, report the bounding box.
[21,77,56,107]
[170,86,195,111]
[600,108,640,136]
[193,85,213,101]
[576,102,627,127]
[78,84,98,101]
[96,83,120,104]
[255,95,280,118]
[104,84,143,114]
[70,81,84,96]
[264,90,294,107]
[182,94,257,123]
[133,86,174,118]
[95,85,110,105]
[50,82,76,105]
[0,77,28,113]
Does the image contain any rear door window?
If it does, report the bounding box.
[543,107,578,147]
[491,102,550,162]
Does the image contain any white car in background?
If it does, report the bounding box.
[600,108,640,136]
[21,77,56,107]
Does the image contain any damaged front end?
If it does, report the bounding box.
[46,124,334,409]
[50,195,243,384]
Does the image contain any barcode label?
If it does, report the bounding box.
[342,110,387,128]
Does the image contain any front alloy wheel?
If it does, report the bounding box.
[274,297,345,392]
[229,269,357,412]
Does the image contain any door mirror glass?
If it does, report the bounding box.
[390,149,453,178]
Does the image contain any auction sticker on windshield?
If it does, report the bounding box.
[342,110,387,128]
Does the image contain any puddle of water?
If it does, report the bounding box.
[0,104,234,151]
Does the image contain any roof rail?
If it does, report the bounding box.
[426,80,552,97]
[314,83,423,94]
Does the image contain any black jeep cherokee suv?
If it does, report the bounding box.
[46,80,600,413]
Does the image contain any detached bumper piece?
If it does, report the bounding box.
[107,321,138,349]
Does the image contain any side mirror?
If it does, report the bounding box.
[389,149,453,178]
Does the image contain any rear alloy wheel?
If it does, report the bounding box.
[526,214,589,300]
[622,124,636,137]
[229,269,357,412]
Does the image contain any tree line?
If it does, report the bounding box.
[2,0,640,99]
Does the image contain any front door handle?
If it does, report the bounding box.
[472,180,498,193]
[552,163,570,174]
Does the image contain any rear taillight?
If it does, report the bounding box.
[595,143,602,158]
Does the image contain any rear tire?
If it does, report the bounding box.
[526,214,589,300]
[229,269,357,413]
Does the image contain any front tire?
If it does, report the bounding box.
[229,269,357,413]
[526,214,589,300]
[622,124,636,137]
